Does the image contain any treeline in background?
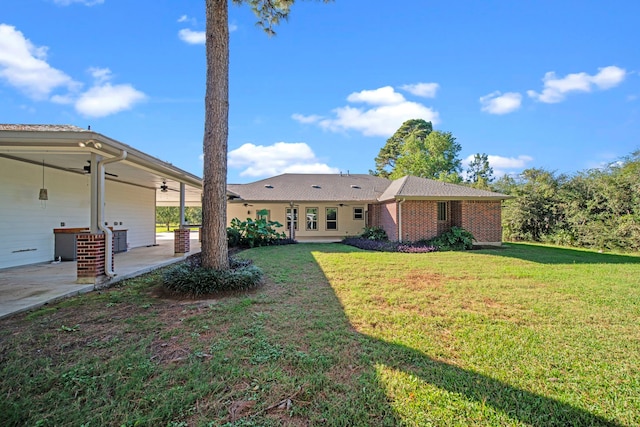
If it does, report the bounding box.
[494,150,639,251]
[155,207,202,232]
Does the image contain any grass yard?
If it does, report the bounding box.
[1,243,638,426]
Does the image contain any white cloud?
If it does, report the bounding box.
[177,15,189,23]
[347,86,405,105]
[178,23,237,45]
[50,94,75,105]
[294,86,440,137]
[0,24,145,118]
[178,29,205,45]
[465,154,533,177]
[479,91,522,115]
[486,154,533,169]
[400,82,439,98]
[320,103,439,137]
[73,67,146,117]
[88,67,112,84]
[75,82,146,118]
[228,142,339,177]
[291,113,324,124]
[528,66,626,103]
[590,66,626,89]
[0,24,78,100]
[53,0,104,5]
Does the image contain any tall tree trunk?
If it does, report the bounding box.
[201,0,229,270]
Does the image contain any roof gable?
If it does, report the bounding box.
[379,175,509,201]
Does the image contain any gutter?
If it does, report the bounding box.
[398,198,406,242]
[97,150,127,277]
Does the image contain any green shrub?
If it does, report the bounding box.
[228,217,286,248]
[429,226,475,251]
[163,254,263,296]
[227,227,242,247]
[360,226,388,241]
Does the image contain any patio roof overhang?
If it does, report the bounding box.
[0,126,203,206]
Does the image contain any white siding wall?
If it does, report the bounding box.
[0,157,156,269]
[105,180,156,249]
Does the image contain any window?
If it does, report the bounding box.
[256,209,270,221]
[306,208,318,230]
[353,207,364,220]
[286,207,298,230]
[437,202,448,221]
[326,207,337,230]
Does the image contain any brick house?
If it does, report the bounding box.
[227,174,509,245]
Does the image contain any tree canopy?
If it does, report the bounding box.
[499,150,640,250]
[466,153,494,189]
[375,119,462,182]
[373,119,433,178]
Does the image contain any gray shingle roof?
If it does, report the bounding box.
[0,124,87,132]
[228,174,509,202]
[228,174,391,202]
[378,175,508,201]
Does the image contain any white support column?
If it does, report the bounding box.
[89,152,102,233]
[179,182,186,228]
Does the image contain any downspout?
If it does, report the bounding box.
[398,198,406,242]
[97,150,127,277]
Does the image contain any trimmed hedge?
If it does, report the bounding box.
[343,226,475,253]
[163,253,263,296]
[342,237,438,253]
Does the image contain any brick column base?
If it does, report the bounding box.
[76,233,112,284]
[174,228,191,254]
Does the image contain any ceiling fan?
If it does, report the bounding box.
[71,160,118,177]
[159,180,179,192]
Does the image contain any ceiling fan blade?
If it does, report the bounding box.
[81,161,118,177]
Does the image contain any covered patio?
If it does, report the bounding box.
[0,231,201,320]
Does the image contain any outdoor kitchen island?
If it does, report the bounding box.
[54,228,127,261]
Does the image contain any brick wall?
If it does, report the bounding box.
[460,200,503,243]
[76,233,111,283]
[174,228,191,254]
[451,201,462,227]
[370,199,503,244]
[400,200,439,242]
[368,201,398,241]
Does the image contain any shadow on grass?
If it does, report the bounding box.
[0,243,627,425]
[477,242,640,265]
[359,337,621,426]
[292,246,621,426]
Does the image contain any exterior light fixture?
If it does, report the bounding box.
[38,160,48,201]
[78,139,102,149]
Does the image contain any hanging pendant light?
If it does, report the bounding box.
[39,160,48,200]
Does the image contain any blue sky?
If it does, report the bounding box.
[1,0,639,183]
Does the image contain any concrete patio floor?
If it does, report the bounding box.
[0,232,200,319]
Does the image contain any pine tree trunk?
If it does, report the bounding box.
[201,0,229,270]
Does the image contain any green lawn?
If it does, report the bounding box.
[1,243,638,426]
[155,225,200,233]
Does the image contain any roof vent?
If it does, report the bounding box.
[311,184,321,189]
[264,185,273,188]
[350,185,360,189]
